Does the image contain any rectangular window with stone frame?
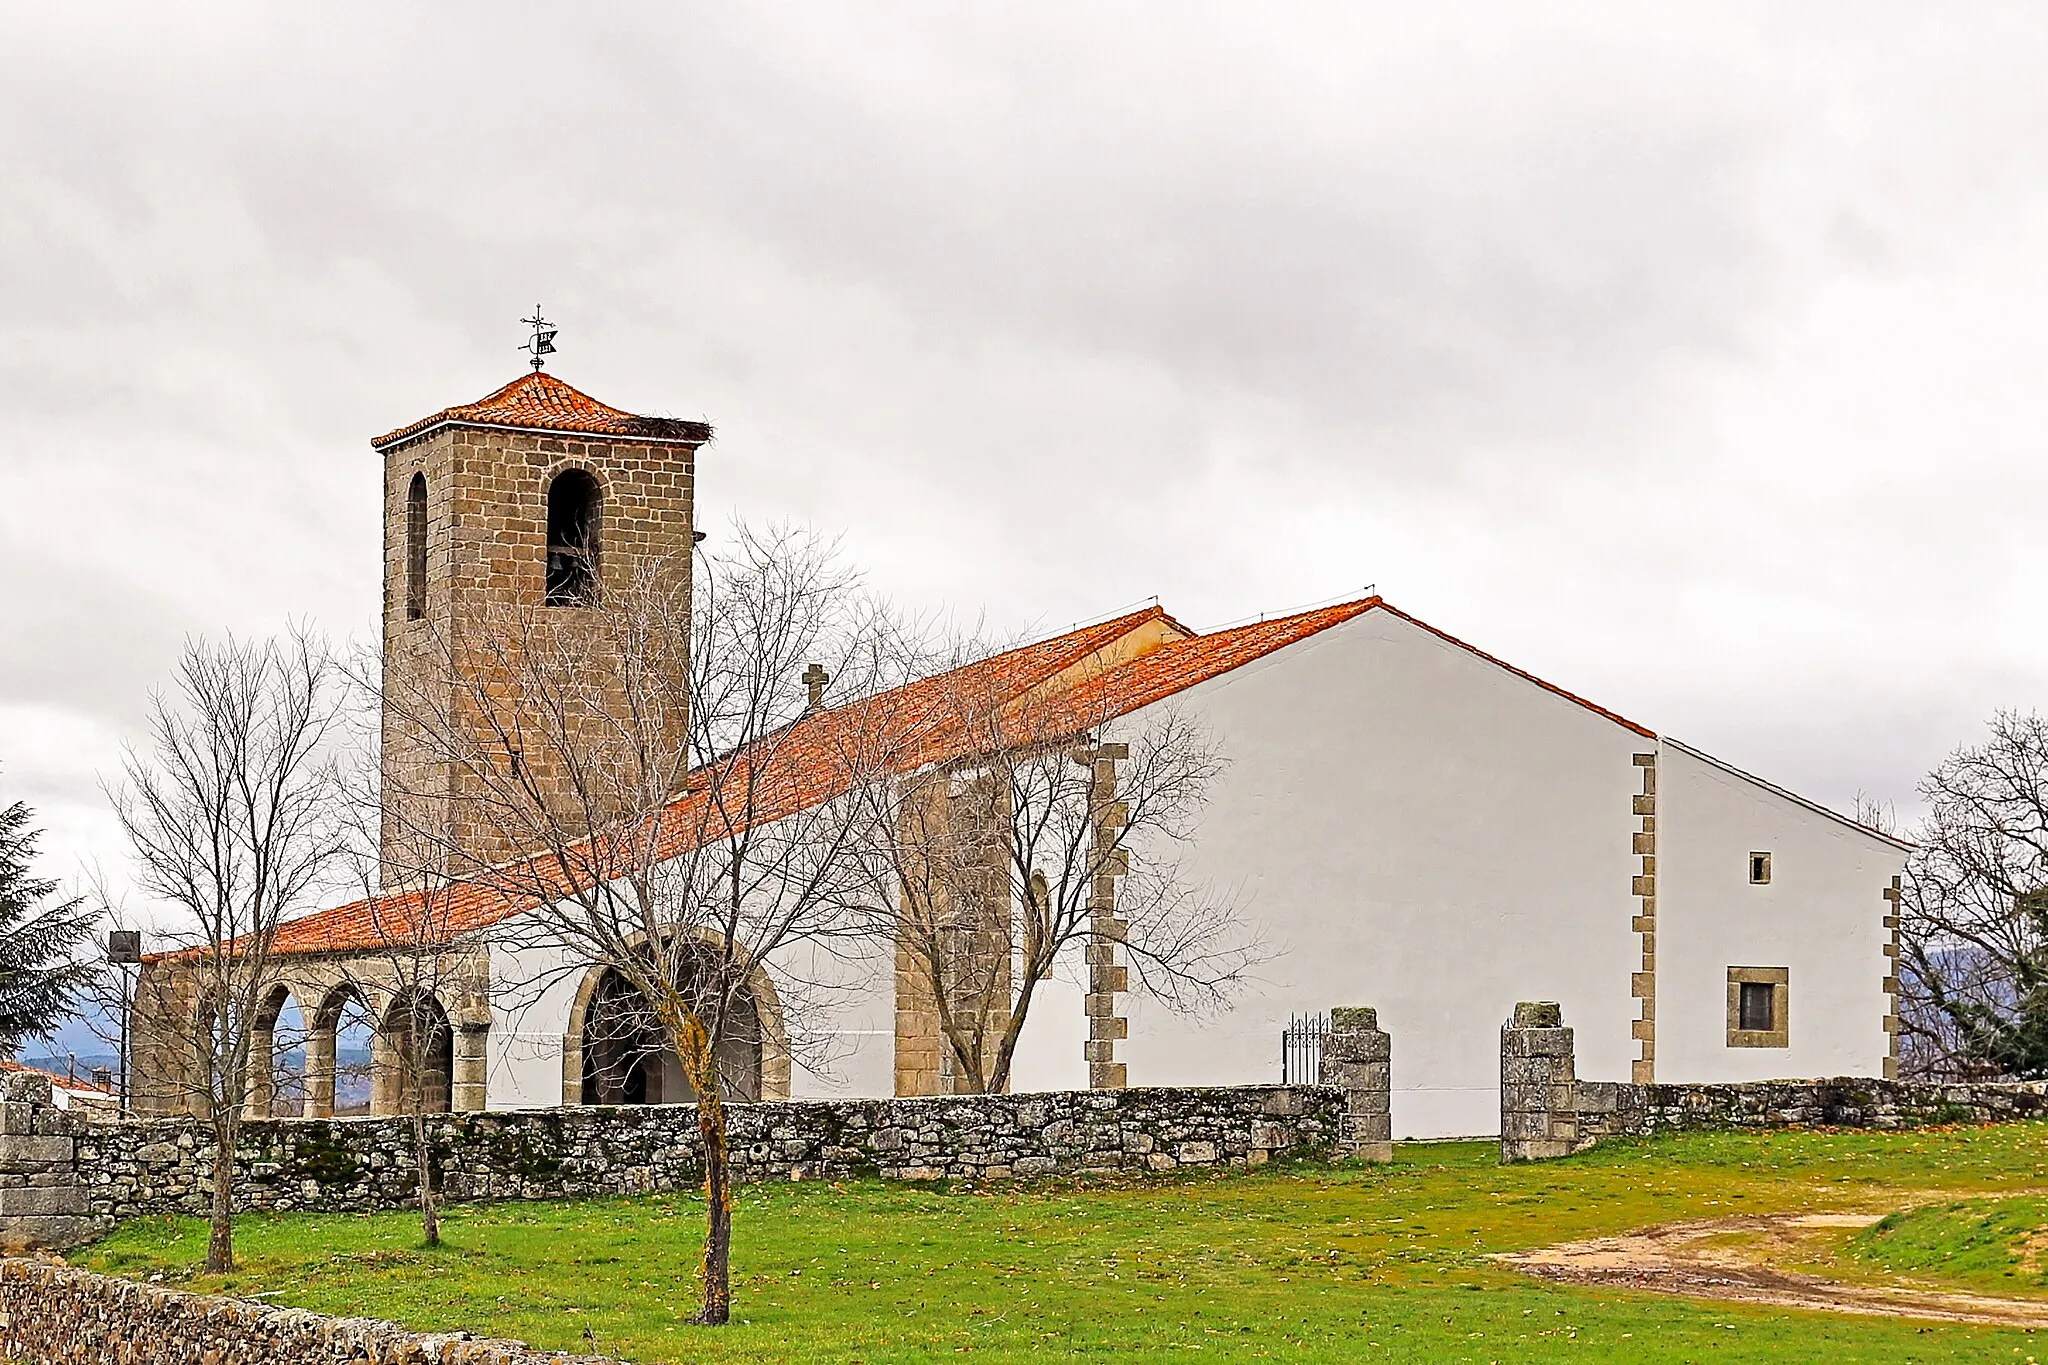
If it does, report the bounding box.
[1726,966,1788,1048]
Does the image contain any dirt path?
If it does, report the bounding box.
[1499,1211,2048,1327]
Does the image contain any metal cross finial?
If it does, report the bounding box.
[520,307,559,371]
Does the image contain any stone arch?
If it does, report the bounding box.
[376,987,454,1116]
[559,931,790,1106]
[305,982,380,1119]
[244,983,308,1119]
[543,464,604,607]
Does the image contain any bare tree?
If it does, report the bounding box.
[1898,710,2048,1079]
[114,632,347,1273]
[874,640,1258,1096]
[333,748,483,1248]
[376,524,910,1324]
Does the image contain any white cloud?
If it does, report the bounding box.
[2,1,2045,878]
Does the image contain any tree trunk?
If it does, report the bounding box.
[205,1121,236,1273]
[693,1064,732,1325]
[414,1110,440,1248]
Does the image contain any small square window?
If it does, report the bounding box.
[1749,852,1772,885]
[1727,966,1789,1048]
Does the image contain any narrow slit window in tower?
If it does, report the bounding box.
[405,472,428,620]
[546,469,602,607]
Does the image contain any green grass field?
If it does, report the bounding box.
[1851,1194,2048,1295]
[76,1126,2048,1363]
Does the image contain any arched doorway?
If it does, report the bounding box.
[378,988,454,1115]
[573,960,767,1106]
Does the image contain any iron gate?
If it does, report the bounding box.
[1280,1011,1329,1084]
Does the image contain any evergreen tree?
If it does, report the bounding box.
[0,794,95,1057]
[1948,890,2048,1078]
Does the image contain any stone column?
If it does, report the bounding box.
[0,1072,98,1252]
[452,1025,489,1112]
[1500,1000,1579,1163]
[243,1025,275,1120]
[369,1028,400,1117]
[303,1025,336,1118]
[1318,1006,1392,1162]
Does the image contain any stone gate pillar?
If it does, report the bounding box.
[1319,1006,1393,1162]
[0,1073,99,1252]
[1500,1000,1580,1163]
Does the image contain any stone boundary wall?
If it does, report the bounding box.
[1575,1076,2048,1142]
[0,1257,617,1364]
[80,1084,1345,1224]
[1501,1000,2048,1160]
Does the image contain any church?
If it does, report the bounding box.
[131,369,1911,1140]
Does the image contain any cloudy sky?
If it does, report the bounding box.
[4,2,2046,897]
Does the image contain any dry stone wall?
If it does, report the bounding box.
[0,1257,617,1364]
[0,1073,105,1253]
[1499,1001,2048,1159]
[1575,1076,2048,1141]
[78,1085,1345,1223]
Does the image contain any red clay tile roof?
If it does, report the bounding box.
[1,1057,113,1096]
[250,607,1178,959]
[372,372,713,450]
[254,596,1650,957]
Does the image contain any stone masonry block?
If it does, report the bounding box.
[0,1074,51,1106]
[1324,1031,1390,1063]
[0,1184,84,1216]
[1517,1028,1575,1058]
[1329,1006,1380,1031]
[1088,1062,1128,1090]
[0,1135,75,1166]
[1329,1061,1389,1092]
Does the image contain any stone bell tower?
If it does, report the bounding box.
[372,369,709,876]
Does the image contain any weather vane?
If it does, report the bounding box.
[520,307,558,371]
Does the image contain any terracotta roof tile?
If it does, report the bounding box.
[0,1057,113,1096]
[256,596,1649,957]
[372,372,712,450]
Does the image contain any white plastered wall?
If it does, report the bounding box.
[1009,607,1647,1138]
[1652,740,1905,1083]
[485,937,585,1109]
[480,866,900,1108]
[771,935,895,1099]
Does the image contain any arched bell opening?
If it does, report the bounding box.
[544,467,603,607]
[404,471,429,620]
